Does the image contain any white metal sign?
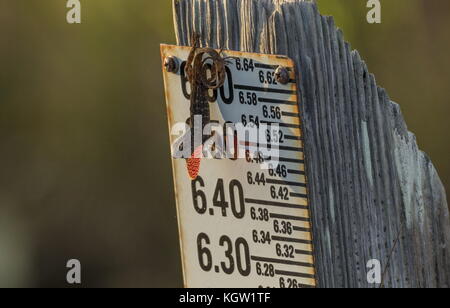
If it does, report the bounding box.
[161,44,316,288]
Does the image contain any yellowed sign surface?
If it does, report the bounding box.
[161,44,315,288]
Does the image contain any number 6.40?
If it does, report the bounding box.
[191,176,246,219]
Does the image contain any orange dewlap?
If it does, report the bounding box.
[186,145,203,179]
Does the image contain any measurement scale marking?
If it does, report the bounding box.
[266,179,306,188]
[242,142,303,153]
[290,192,308,198]
[288,169,305,175]
[278,157,304,164]
[254,63,294,72]
[282,111,300,118]
[271,235,312,245]
[245,198,308,209]
[270,213,310,222]
[241,143,304,153]
[285,134,303,141]
[234,85,296,95]
[295,249,314,255]
[251,256,314,267]
[275,269,315,279]
[260,120,301,129]
[259,156,306,166]
[258,98,297,106]
[277,145,303,152]
[254,63,279,70]
[293,226,311,232]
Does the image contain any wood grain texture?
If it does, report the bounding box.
[172,0,450,288]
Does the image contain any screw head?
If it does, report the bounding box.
[275,66,289,85]
[164,56,178,73]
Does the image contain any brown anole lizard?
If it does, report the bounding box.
[183,33,228,179]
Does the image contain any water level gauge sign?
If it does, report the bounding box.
[160,44,316,288]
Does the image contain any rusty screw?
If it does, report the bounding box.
[275,66,289,85]
[164,56,179,73]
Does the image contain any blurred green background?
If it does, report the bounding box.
[0,0,448,287]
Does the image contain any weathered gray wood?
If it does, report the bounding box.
[173,0,450,288]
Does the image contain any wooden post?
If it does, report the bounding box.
[172,0,450,288]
